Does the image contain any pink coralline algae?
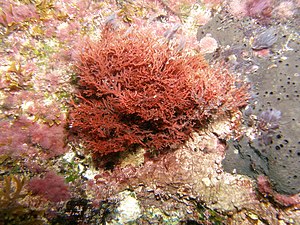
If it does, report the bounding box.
[257,175,300,207]
[228,0,273,19]
[273,1,296,19]
[27,171,71,203]
[0,116,67,159]
[246,0,273,18]
[0,1,39,27]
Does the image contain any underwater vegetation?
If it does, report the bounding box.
[27,171,71,203]
[0,0,298,223]
[69,25,249,156]
[0,1,39,32]
[0,115,67,159]
[0,175,45,225]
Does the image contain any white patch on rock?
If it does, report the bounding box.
[108,191,141,224]
[82,168,98,180]
[62,151,76,162]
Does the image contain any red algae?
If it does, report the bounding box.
[28,171,71,202]
[69,26,249,156]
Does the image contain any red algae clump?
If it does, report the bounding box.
[28,171,71,203]
[68,26,249,156]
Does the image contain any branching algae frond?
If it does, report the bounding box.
[0,175,44,225]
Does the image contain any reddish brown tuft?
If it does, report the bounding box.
[68,27,249,156]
